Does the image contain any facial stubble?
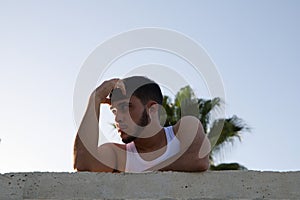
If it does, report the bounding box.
[121,108,150,144]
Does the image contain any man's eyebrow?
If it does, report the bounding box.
[110,102,132,110]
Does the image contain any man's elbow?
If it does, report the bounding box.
[74,167,87,172]
[199,161,210,171]
[74,161,91,172]
[197,157,210,172]
[73,163,90,172]
[73,152,92,172]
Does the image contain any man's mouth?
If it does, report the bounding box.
[118,129,125,134]
[118,130,129,139]
[117,126,133,138]
[117,124,128,131]
[117,128,127,135]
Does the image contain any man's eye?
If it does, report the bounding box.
[120,104,129,111]
[111,108,117,115]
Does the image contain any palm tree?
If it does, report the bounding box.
[162,86,250,170]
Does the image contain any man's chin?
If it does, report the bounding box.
[121,135,136,144]
[119,129,139,144]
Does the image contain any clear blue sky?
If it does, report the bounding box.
[1,0,299,172]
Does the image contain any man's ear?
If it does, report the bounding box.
[147,101,158,113]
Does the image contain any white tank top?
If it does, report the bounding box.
[125,126,180,172]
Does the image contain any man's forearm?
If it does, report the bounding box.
[73,93,101,170]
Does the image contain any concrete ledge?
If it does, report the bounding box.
[1,171,299,199]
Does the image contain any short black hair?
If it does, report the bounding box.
[110,76,163,105]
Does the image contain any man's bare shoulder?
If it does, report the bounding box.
[163,116,210,172]
[172,116,202,137]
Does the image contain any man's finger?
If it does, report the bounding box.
[115,80,126,95]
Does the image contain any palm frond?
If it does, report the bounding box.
[174,85,197,107]
[161,86,250,170]
[198,97,222,133]
[162,96,177,126]
[210,162,247,171]
[209,115,250,156]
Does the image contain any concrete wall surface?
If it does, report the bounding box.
[0,171,299,199]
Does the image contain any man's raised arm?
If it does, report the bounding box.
[73,79,124,172]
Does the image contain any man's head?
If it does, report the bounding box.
[109,76,163,144]
[110,76,163,105]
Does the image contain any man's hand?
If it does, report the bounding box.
[92,78,126,105]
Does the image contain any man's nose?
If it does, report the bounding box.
[115,111,124,123]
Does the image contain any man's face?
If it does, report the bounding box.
[110,96,150,144]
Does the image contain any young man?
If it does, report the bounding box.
[73,76,211,172]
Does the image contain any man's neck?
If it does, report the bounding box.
[133,124,166,153]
